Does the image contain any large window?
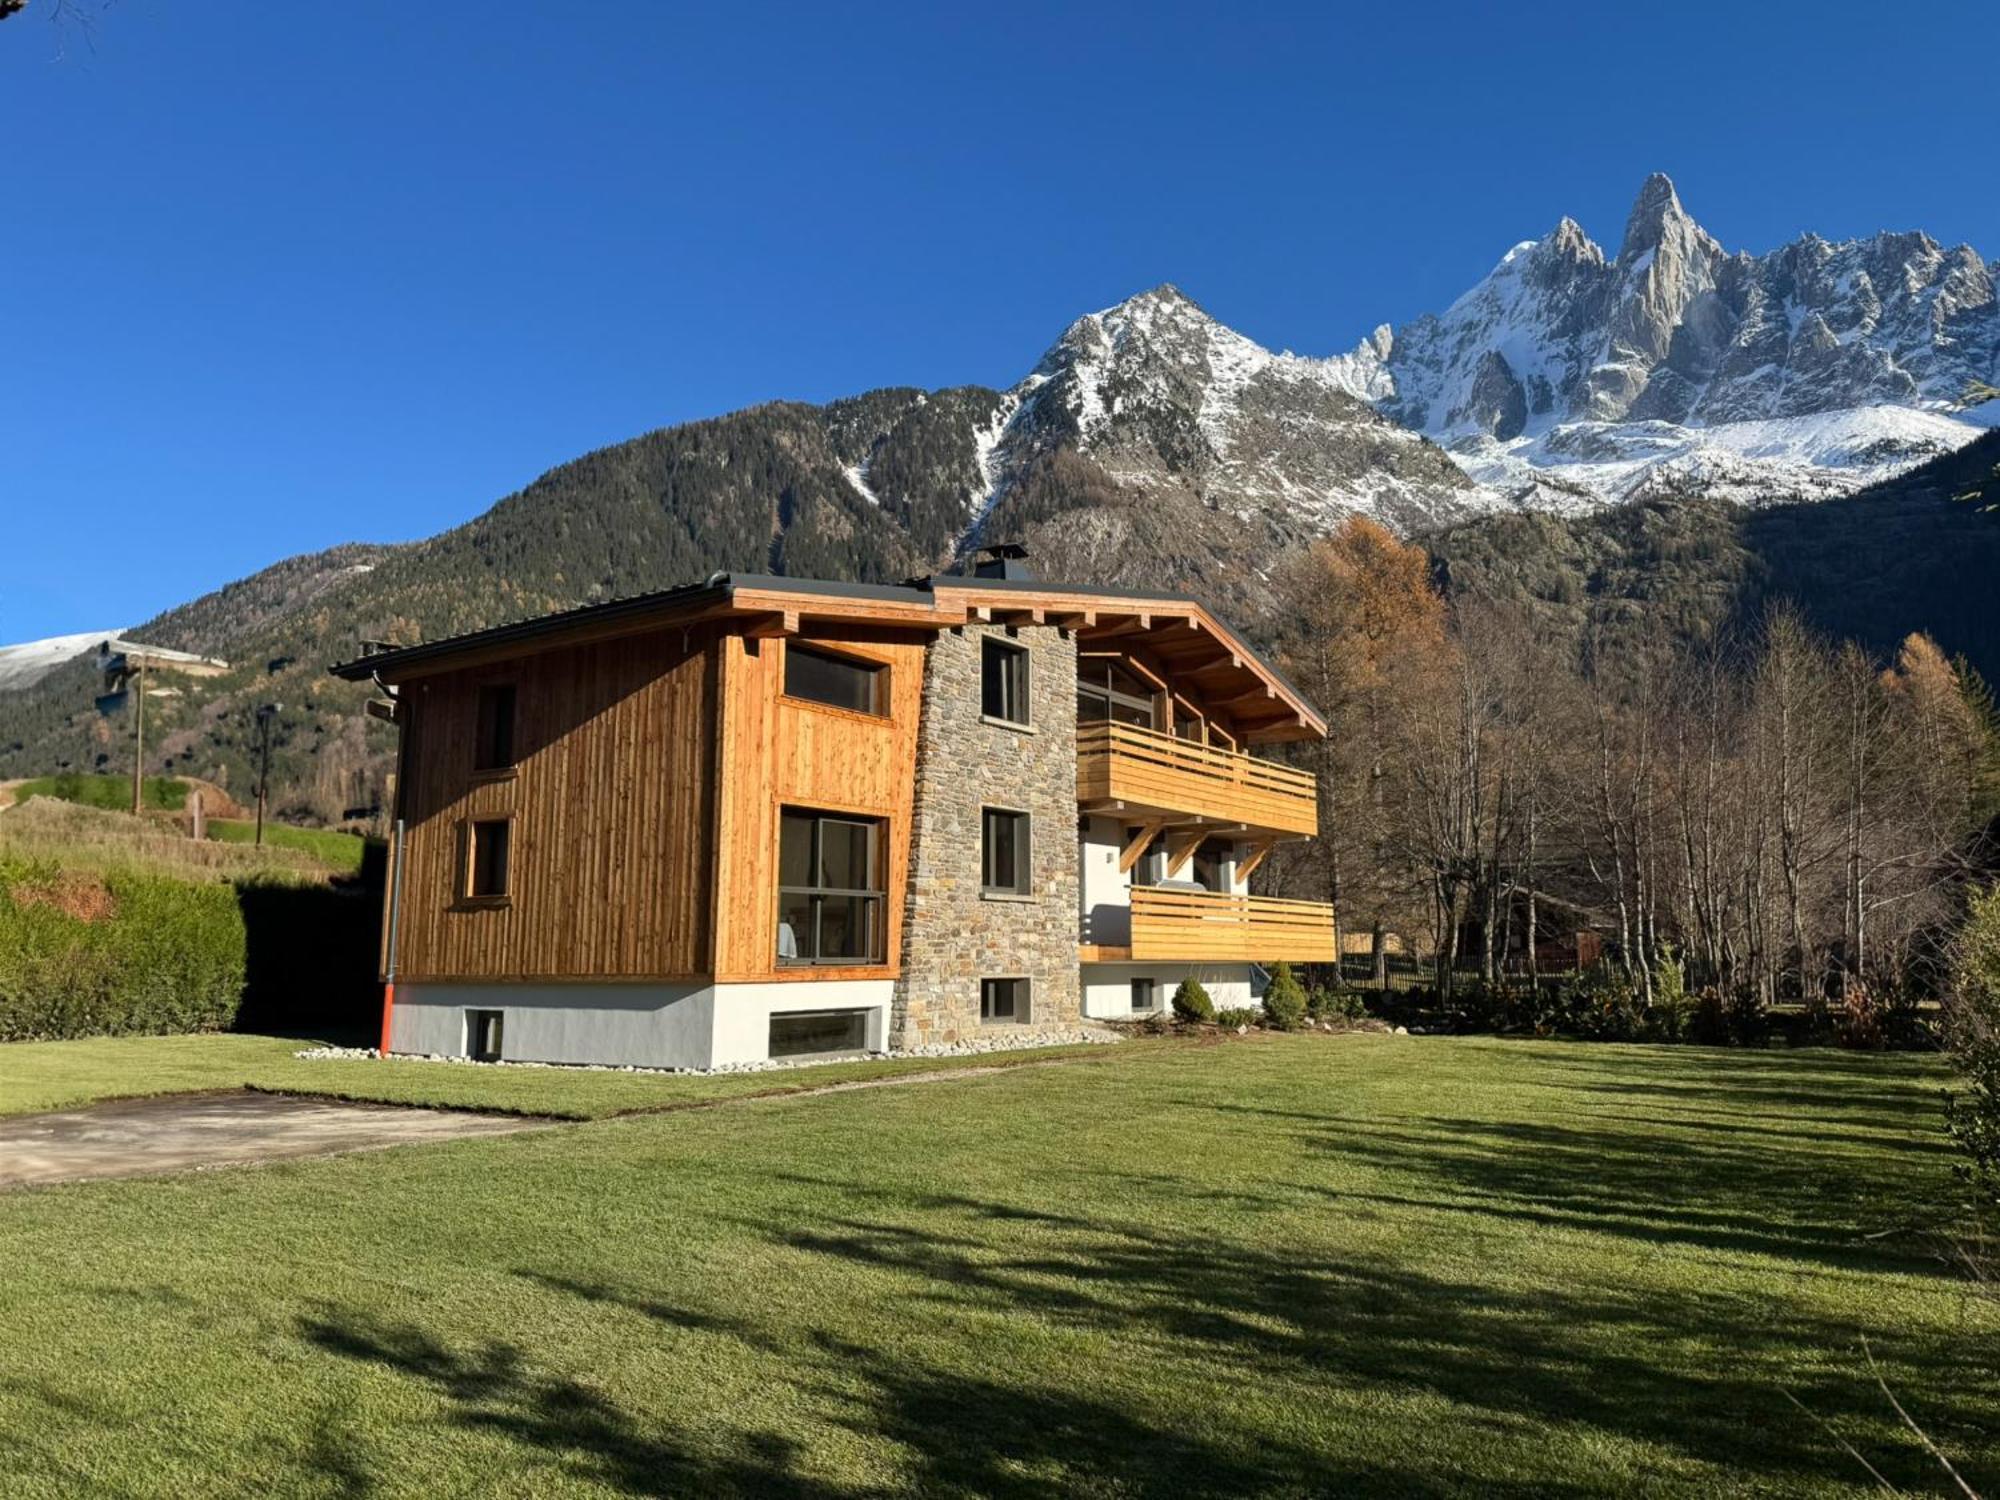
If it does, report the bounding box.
[981,807,1031,896]
[467,819,512,900]
[474,684,517,772]
[1078,660,1158,728]
[785,645,887,716]
[981,977,1028,1025]
[777,809,886,964]
[981,637,1030,724]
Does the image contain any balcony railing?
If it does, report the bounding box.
[1124,887,1337,963]
[1076,721,1318,837]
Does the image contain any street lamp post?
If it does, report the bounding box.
[254,703,279,846]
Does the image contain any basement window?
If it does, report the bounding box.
[981,637,1030,725]
[785,644,887,716]
[769,1009,870,1060]
[474,684,517,772]
[981,977,1028,1025]
[466,1009,504,1062]
[1130,978,1158,1013]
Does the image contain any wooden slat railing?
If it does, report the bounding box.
[1127,887,1336,963]
[1076,721,1318,837]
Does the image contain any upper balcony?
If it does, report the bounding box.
[1076,721,1318,839]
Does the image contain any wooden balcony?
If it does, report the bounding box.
[1076,721,1318,838]
[1095,887,1336,964]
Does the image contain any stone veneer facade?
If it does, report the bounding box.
[891,622,1082,1045]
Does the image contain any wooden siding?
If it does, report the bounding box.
[1119,888,1337,964]
[388,626,718,982]
[710,629,927,982]
[1076,721,1319,838]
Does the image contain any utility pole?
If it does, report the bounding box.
[130,656,147,816]
[254,703,279,845]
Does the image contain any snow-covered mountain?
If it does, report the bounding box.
[1327,173,1999,507]
[0,629,121,693]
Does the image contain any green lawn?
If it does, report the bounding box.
[207,818,369,874]
[7,773,187,812]
[0,1030,1135,1121]
[0,1035,1993,1497]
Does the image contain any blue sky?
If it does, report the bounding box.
[4,0,1996,642]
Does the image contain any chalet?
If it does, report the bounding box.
[330,553,1334,1069]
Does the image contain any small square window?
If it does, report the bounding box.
[1131,978,1158,1013]
[981,808,1031,896]
[466,1009,504,1062]
[468,819,511,899]
[980,977,1028,1025]
[981,638,1030,725]
[474,684,517,771]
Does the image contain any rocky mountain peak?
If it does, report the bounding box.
[1617,172,1703,264]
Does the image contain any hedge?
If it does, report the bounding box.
[0,857,247,1041]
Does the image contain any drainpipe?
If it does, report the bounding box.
[380,817,406,1054]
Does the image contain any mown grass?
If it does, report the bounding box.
[0,1035,1993,1498]
[0,1029,1141,1121]
[207,818,368,874]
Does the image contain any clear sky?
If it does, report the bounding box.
[4,0,1996,642]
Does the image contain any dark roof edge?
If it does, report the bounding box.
[328,569,1320,731]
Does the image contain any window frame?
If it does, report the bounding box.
[768,1008,872,1060]
[980,805,1032,898]
[776,807,888,967]
[980,976,1029,1026]
[782,642,890,719]
[1077,658,1161,730]
[1130,977,1159,1013]
[463,817,513,905]
[980,636,1031,727]
[472,682,518,775]
[465,1008,504,1062]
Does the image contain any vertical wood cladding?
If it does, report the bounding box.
[711,629,926,982]
[389,626,718,981]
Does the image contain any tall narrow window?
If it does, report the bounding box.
[981,977,1027,1025]
[777,809,886,964]
[981,807,1031,896]
[981,637,1030,724]
[468,819,512,900]
[1130,978,1158,1013]
[474,684,517,771]
[785,645,887,716]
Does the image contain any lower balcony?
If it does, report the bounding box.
[1082,888,1337,965]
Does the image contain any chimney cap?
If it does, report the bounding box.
[971,542,1036,581]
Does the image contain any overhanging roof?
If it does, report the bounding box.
[330,572,1325,741]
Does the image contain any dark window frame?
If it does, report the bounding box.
[1077,658,1161,729]
[465,1009,504,1062]
[777,808,888,966]
[1130,977,1158,1013]
[473,683,518,774]
[980,976,1029,1025]
[981,806,1032,897]
[769,1008,871,1060]
[981,636,1031,725]
[465,817,513,903]
[783,643,890,718]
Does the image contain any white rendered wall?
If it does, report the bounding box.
[709,980,895,1066]
[1080,962,1253,1019]
[389,982,719,1068]
[387,978,894,1069]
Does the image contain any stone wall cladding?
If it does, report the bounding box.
[891,622,1080,1046]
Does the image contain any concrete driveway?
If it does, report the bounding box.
[0,1091,546,1191]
